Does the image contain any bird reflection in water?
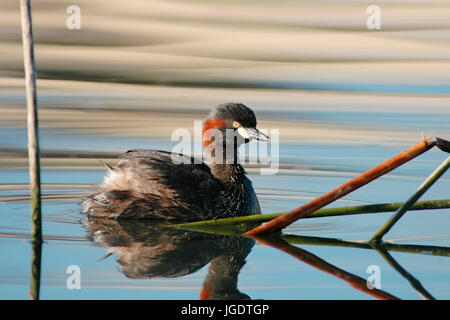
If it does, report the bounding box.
[83,217,254,300]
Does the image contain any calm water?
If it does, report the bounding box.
[1,0,450,300]
[0,120,449,300]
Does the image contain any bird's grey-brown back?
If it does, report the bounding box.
[83,150,223,220]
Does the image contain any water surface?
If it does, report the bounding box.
[1,0,449,300]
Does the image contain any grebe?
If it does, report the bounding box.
[83,103,269,221]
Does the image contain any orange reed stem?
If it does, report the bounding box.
[245,139,436,235]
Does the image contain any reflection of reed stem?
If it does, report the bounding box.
[246,139,437,235]
[282,235,450,258]
[371,156,450,242]
[173,223,450,257]
[372,245,435,300]
[251,235,399,300]
[20,0,42,300]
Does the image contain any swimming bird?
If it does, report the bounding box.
[83,102,269,221]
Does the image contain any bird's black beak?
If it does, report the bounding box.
[238,127,270,142]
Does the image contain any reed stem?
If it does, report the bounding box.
[174,199,450,232]
[19,0,42,300]
[371,156,450,242]
[245,139,437,235]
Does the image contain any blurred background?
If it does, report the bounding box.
[1,0,449,161]
[0,0,450,299]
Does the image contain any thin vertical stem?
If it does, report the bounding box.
[29,239,43,300]
[371,156,450,242]
[19,0,42,300]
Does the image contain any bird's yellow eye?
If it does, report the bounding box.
[232,121,240,128]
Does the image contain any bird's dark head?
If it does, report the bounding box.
[202,103,269,147]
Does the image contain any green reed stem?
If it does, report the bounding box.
[371,157,450,243]
[29,239,42,300]
[173,199,450,233]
